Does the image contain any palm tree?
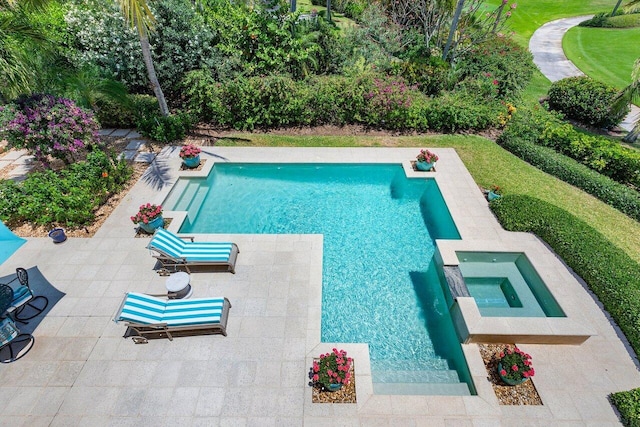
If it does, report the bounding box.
[611,58,640,142]
[0,0,51,102]
[612,0,624,16]
[116,0,169,116]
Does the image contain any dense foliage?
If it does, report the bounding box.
[0,150,131,227]
[547,76,627,129]
[0,94,99,166]
[610,388,640,427]
[490,195,640,359]
[499,105,640,188]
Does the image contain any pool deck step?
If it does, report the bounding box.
[373,381,472,396]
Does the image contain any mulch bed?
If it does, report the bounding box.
[479,344,543,406]
[311,364,357,404]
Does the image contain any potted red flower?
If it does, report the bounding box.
[415,149,439,171]
[497,346,535,386]
[131,203,164,234]
[179,144,201,168]
[309,348,353,392]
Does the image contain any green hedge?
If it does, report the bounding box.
[490,195,640,357]
[611,388,640,427]
[498,124,640,222]
[181,70,504,132]
[491,195,640,426]
[498,105,640,189]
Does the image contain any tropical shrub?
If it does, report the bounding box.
[455,35,536,100]
[0,150,131,227]
[0,94,99,166]
[490,195,640,359]
[136,111,194,143]
[94,94,160,128]
[610,388,640,427]
[65,0,218,97]
[547,76,627,129]
[391,57,451,96]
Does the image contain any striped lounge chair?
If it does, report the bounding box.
[114,292,231,343]
[147,228,239,274]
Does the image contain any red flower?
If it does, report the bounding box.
[511,364,519,372]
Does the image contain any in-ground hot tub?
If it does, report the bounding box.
[456,252,565,318]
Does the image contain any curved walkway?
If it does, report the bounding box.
[530,16,640,132]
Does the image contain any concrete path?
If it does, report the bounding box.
[529,15,640,132]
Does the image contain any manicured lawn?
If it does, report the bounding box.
[215,132,640,264]
[564,26,640,88]
[484,0,612,45]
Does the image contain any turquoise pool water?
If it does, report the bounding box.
[165,163,473,395]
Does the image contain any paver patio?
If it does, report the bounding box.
[1,147,638,426]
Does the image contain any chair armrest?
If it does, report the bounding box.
[178,236,195,242]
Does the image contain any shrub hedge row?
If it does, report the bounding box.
[610,388,640,427]
[181,71,505,132]
[490,194,640,356]
[497,125,640,222]
[491,195,640,426]
[498,105,640,189]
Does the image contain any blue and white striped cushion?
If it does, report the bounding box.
[117,293,224,326]
[118,292,166,324]
[148,229,233,262]
[164,298,224,326]
[9,285,33,310]
[148,229,186,258]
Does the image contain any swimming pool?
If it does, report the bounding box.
[164,163,474,395]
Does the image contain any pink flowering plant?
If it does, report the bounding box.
[130,203,163,224]
[416,149,439,164]
[309,348,353,390]
[498,346,535,382]
[0,94,99,167]
[179,144,201,159]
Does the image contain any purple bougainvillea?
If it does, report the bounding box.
[0,94,100,166]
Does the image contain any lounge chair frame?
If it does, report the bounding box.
[147,230,239,274]
[114,293,231,344]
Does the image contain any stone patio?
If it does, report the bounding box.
[0,147,638,426]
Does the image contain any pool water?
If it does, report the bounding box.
[165,163,473,395]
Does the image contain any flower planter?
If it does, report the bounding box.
[48,228,67,243]
[497,362,529,386]
[487,191,501,201]
[325,383,343,392]
[138,216,164,234]
[416,161,435,171]
[182,155,201,169]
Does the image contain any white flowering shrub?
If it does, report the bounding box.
[65,0,218,98]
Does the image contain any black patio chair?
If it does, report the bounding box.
[6,267,49,323]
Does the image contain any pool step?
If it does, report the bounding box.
[372,358,451,372]
[187,185,209,222]
[373,381,471,396]
[373,369,461,384]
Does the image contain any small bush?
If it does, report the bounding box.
[94,94,159,128]
[136,111,195,143]
[605,13,640,28]
[579,13,610,27]
[611,388,640,427]
[547,76,627,129]
[490,195,640,358]
[391,58,451,96]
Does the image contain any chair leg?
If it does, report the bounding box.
[0,334,35,363]
[14,296,49,322]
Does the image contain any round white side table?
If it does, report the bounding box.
[165,271,192,299]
